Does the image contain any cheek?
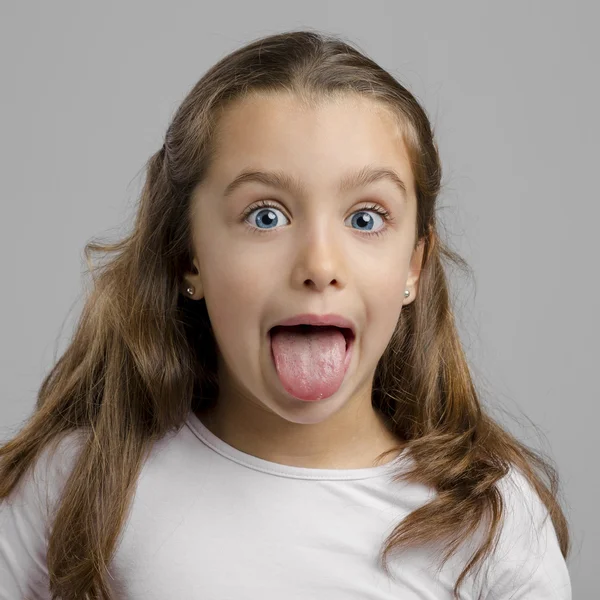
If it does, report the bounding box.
[359,249,410,294]
[370,274,407,325]
[198,243,272,338]
[197,221,266,296]
[360,250,411,331]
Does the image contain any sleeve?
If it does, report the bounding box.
[480,468,572,600]
[0,431,84,600]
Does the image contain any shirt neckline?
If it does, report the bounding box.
[185,409,409,481]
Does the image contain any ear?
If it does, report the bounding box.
[181,257,204,300]
[403,236,426,306]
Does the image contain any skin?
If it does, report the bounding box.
[183,92,425,469]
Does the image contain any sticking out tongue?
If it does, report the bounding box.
[270,325,349,401]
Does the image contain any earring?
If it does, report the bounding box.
[186,286,195,296]
[404,289,410,298]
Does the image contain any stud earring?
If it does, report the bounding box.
[404,289,410,298]
[186,286,195,296]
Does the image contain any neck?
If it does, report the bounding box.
[194,394,404,470]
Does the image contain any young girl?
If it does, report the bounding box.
[0,30,571,600]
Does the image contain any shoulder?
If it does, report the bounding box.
[10,428,87,519]
[0,429,87,599]
[478,466,572,600]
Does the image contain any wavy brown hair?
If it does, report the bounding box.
[0,29,569,599]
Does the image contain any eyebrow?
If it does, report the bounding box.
[222,166,408,201]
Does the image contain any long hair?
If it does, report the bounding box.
[0,29,569,599]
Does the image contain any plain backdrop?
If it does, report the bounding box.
[1,1,597,597]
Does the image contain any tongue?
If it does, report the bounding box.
[270,326,347,401]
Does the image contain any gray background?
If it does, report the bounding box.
[1,1,597,596]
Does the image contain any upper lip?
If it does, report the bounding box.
[270,313,356,337]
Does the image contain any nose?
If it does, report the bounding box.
[293,222,347,292]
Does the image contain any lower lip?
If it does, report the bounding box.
[268,331,355,402]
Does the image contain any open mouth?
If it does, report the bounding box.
[267,323,356,401]
[269,324,355,351]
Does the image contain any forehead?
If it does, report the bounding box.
[206,92,415,197]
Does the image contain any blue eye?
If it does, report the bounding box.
[241,200,393,238]
[245,204,290,230]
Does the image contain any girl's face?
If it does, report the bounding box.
[187,92,423,449]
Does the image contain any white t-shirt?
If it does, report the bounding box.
[0,410,571,599]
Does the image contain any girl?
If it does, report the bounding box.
[0,30,571,599]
